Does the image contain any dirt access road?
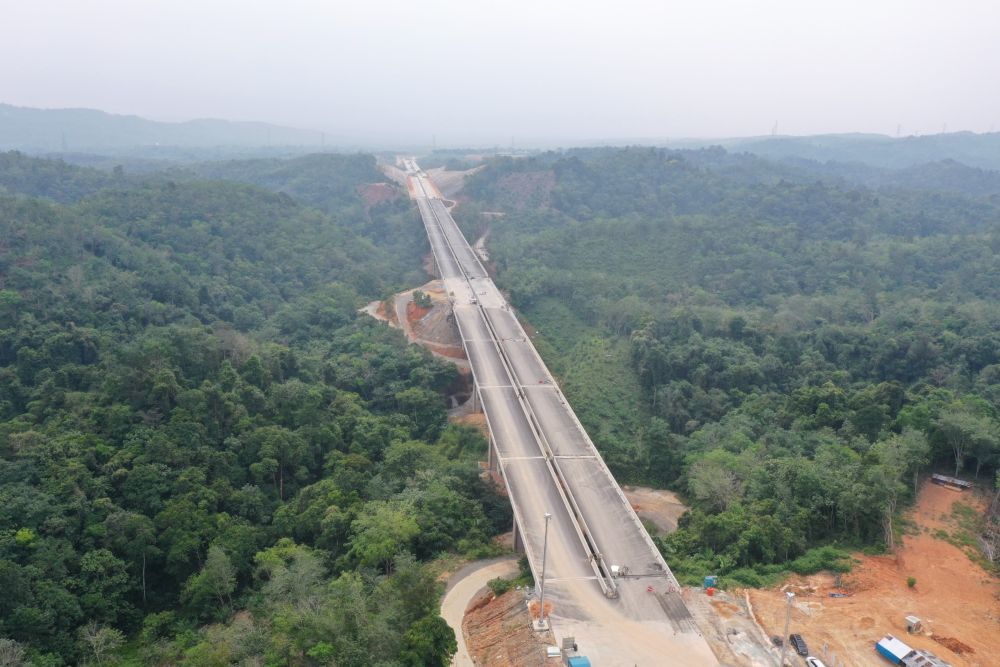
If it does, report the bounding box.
[623,485,689,534]
[749,481,1000,667]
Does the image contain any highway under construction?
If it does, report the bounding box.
[404,160,719,666]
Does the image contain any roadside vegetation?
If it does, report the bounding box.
[457,146,1000,583]
[0,152,510,665]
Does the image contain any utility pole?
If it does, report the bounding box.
[778,592,795,666]
[535,513,552,631]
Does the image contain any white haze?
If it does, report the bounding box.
[3,0,999,146]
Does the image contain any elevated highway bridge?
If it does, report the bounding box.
[405,160,719,666]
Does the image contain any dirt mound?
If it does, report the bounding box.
[463,590,559,667]
[933,635,974,655]
[375,282,466,365]
[406,300,431,322]
[409,295,462,350]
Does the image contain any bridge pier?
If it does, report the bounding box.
[488,435,499,472]
[512,516,525,554]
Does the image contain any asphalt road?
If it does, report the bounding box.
[406,163,719,666]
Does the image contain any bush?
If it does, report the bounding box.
[726,568,765,588]
[787,546,852,575]
[141,611,178,642]
[413,290,432,308]
[487,577,513,596]
[907,577,917,588]
[517,555,534,586]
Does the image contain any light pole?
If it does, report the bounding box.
[535,512,552,631]
[778,591,795,666]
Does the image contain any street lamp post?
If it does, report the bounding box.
[535,513,552,631]
[778,591,795,666]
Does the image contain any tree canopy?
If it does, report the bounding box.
[459,146,1000,583]
[0,152,506,665]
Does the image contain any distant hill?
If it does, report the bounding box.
[0,103,327,152]
[0,150,121,202]
[672,131,1000,171]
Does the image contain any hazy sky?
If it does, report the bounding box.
[4,0,999,145]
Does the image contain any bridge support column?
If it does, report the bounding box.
[512,517,525,554]
[488,436,497,472]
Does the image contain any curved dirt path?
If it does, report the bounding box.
[441,556,519,667]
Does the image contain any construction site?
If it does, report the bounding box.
[433,476,1000,667]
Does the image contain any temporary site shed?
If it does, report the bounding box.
[876,635,913,664]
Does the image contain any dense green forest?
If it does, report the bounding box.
[456,146,1000,584]
[178,154,429,275]
[0,152,507,665]
[701,131,1000,171]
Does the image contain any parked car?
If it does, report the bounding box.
[789,634,809,656]
[806,658,827,667]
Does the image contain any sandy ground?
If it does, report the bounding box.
[380,162,410,187]
[366,280,470,367]
[623,485,689,534]
[685,588,784,667]
[427,165,484,199]
[441,557,520,667]
[361,298,389,322]
[748,481,1000,667]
